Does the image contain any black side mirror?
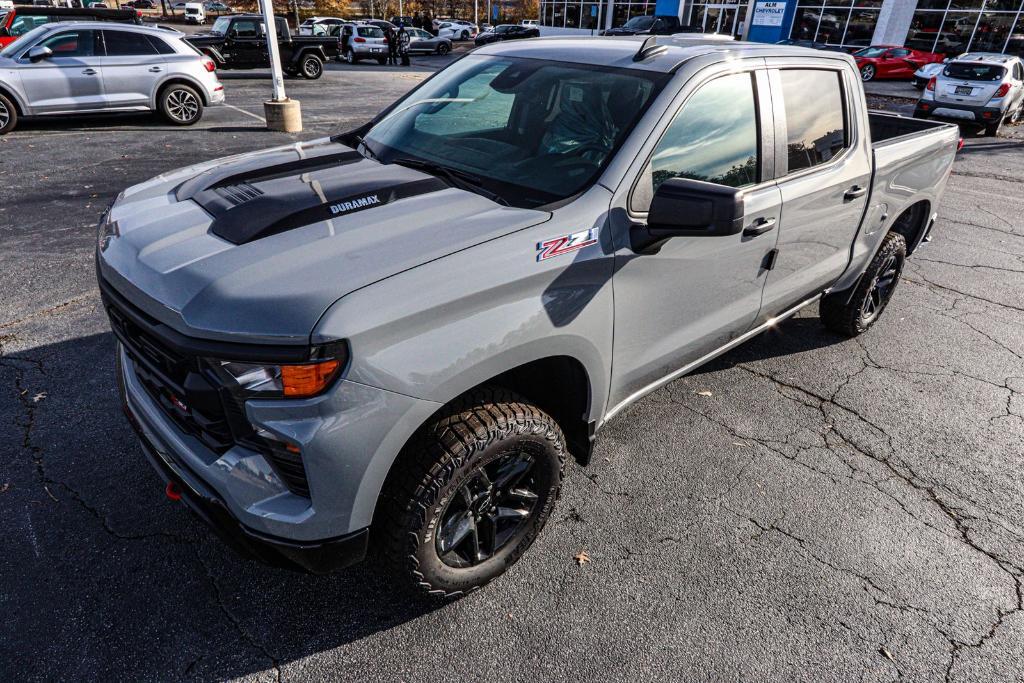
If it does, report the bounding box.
[631,177,745,253]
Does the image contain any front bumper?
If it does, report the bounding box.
[118,353,368,574]
[916,99,1004,122]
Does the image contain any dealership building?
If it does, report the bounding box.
[539,0,1024,58]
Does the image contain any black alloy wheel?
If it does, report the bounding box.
[859,251,899,325]
[435,450,541,568]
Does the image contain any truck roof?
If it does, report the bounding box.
[474,35,851,73]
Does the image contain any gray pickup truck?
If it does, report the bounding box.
[97,36,959,597]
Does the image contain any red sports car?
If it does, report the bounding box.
[853,45,945,82]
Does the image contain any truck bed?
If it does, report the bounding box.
[868,111,957,146]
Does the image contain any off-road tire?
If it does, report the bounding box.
[158,83,203,126]
[985,117,1004,136]
[820,231,906,337]
[0,92,17,135]
[378,387,566,599]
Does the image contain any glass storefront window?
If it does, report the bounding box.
[787,2,876,48]
[903,1,1024,57]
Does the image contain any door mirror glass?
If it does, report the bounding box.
[632,177,745,252]
[27,45,53,61]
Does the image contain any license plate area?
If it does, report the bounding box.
[955,85,973,95]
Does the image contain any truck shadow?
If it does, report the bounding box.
[5,313,841,679]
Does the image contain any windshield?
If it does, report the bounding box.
[0,24,50,56]
[944,62,1005,81]
[362,55,668,209]
[623,15,654,30]
[210,16,230,34]
[854,47,888,58]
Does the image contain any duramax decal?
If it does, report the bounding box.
[536,227,599,262]
[330,195,381,215]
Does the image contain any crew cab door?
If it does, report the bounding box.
[757,63,871,318]
[15,28,104,112]
[98,29,166,109]
[607,66,781,411]
[226,18,266,66]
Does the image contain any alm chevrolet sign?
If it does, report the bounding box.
[751,0,786,27]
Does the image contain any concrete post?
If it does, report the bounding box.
[259,0,302,132]
[871,0,918,47]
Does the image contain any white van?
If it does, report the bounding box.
[184,1,205,24]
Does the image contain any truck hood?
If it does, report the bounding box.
[97,137,550,345]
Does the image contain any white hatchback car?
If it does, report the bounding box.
[0,22,224,134]
[916,52,1024,135]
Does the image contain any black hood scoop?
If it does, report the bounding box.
[176,143,449,245]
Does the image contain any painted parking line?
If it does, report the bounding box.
[224,103,267,124]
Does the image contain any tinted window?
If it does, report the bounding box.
[38,29,95,57]
[890,48,910,57]
[104,30,158,55]
[779,69,846,173]
[357,26,383,38]
[633,72,759,211]
[232,19,258,37]
[944,63,1005,81]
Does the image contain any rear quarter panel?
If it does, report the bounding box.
[832,122,959,292]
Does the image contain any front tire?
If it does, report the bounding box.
[820,231,906,337]
[861,64,876,82]
[158,84,203,126]
[461,30,469,40]
[436,42,449,55]
[0,92,17,135]
[378,388,566,598]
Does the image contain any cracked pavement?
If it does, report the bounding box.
[2,69,1024,682]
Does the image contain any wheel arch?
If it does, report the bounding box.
[0,83,27,116]
[888,199,931,256]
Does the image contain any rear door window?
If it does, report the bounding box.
[778,69,847,174]
[232,19,258,37]
[103,29,159,56]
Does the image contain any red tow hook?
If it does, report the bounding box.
[165,481,183,502]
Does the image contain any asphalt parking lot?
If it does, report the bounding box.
[3,62,1024,682]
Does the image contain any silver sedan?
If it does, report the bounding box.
[405,27,451,55]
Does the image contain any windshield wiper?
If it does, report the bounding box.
[352,135,379,161]
[391,157,509,206]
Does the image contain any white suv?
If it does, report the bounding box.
[916,52,1024,136]
[0,22,224,134]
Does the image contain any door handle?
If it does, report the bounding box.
[81,68,97,75]
[844,185,868,200]
[743,217,776,237]
[149,66,162,72]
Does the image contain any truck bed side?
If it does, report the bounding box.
[831,112,959,294]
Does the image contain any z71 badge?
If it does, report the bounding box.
[536,228,599,262]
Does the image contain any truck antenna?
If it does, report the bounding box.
[633,35,667,62]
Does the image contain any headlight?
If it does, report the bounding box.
[208,343,347,398]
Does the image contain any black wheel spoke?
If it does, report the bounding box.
[494,452,532,490]
[505,487,539,503]
[475,514,496,561]
[438,510,475,553]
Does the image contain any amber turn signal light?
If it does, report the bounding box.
[281,359,341,397]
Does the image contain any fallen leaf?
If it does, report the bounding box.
[732,442,747,447]
[574,550,591,566]
[879,646,894,663]
[695,390,713,397]
[32,391,47,403]
[0,483,9,493]
[43,485,57,502]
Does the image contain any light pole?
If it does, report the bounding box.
[260,0,302,131]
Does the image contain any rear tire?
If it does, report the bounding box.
[461,29,469,40]
[299,54,323,79]
[985,117,1003,136]
[860,64,875,82]
[158,83,203,126]
[0,92,17,135]
[343,48,357,64]
[378,387,566,599]
[820,231,906,337]
[436,42,449,55]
